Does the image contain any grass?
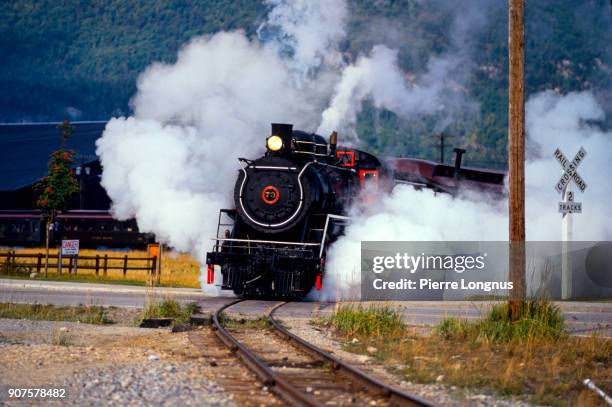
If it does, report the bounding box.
[222,316,271,330]
[0,302,113,325]
[436,301,565,342]
[141,298,199,325]
[0,247,201,288]
[325,302,611,406]
[329,305,404,337]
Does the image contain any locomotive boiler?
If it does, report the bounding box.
[206,123,505,298]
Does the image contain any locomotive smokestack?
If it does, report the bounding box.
[453,148,466,179]
[271,123,293,151]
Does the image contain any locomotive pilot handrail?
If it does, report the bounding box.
[311,161,357,173]
[238,157,299,171]
[292,140,328,147]
[212,237,320,246]
[293,151,330,157]
[250,165,298,171]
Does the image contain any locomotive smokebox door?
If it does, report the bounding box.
[235,157,313,233]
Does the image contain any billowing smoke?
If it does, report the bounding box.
[258,0,348,80]
[317,45,444,142]
[314,90,612,300]
[317,0,488,141]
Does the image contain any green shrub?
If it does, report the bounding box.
[435,317,471,340]
[436,300,565,343]
[142,299,198,324]
[330,305,404,338]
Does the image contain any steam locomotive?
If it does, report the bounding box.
[206,123,504,298]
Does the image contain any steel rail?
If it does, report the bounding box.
[212,299,325,407]
[268,302,437,407]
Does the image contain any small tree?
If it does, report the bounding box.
[35,120,79,277]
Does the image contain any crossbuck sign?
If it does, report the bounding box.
[554,147,587,215]
[554,147,587,193]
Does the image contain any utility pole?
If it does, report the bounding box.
[508,0,526,319]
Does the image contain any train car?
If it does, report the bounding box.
[389,149,505,195]
[0,210,154,248]
[0,211,42,245]
[206,123,506,298]
[55,211,155,247]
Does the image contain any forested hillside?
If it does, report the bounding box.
[1,0,610,167]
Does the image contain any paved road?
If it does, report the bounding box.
[0,279,206,308]
[1,279,610,336]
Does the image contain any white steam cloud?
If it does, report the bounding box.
[317,45,445,142]
[317,1,487,141]
[259,0,348,80]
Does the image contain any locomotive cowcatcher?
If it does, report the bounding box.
[205,123,386,298]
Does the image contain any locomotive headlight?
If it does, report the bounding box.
[266,135,283,152]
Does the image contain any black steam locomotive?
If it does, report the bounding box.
[205,123,388,298]
[206,123,505,298]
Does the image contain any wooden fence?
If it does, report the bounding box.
[0,251,157,278]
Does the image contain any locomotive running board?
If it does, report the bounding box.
[210,212,350,255]
[211,237,320,246]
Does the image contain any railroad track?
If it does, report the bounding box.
[211,299,436,407]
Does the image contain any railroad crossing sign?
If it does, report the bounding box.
[555,147,587,216]
[554,147,587,194]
